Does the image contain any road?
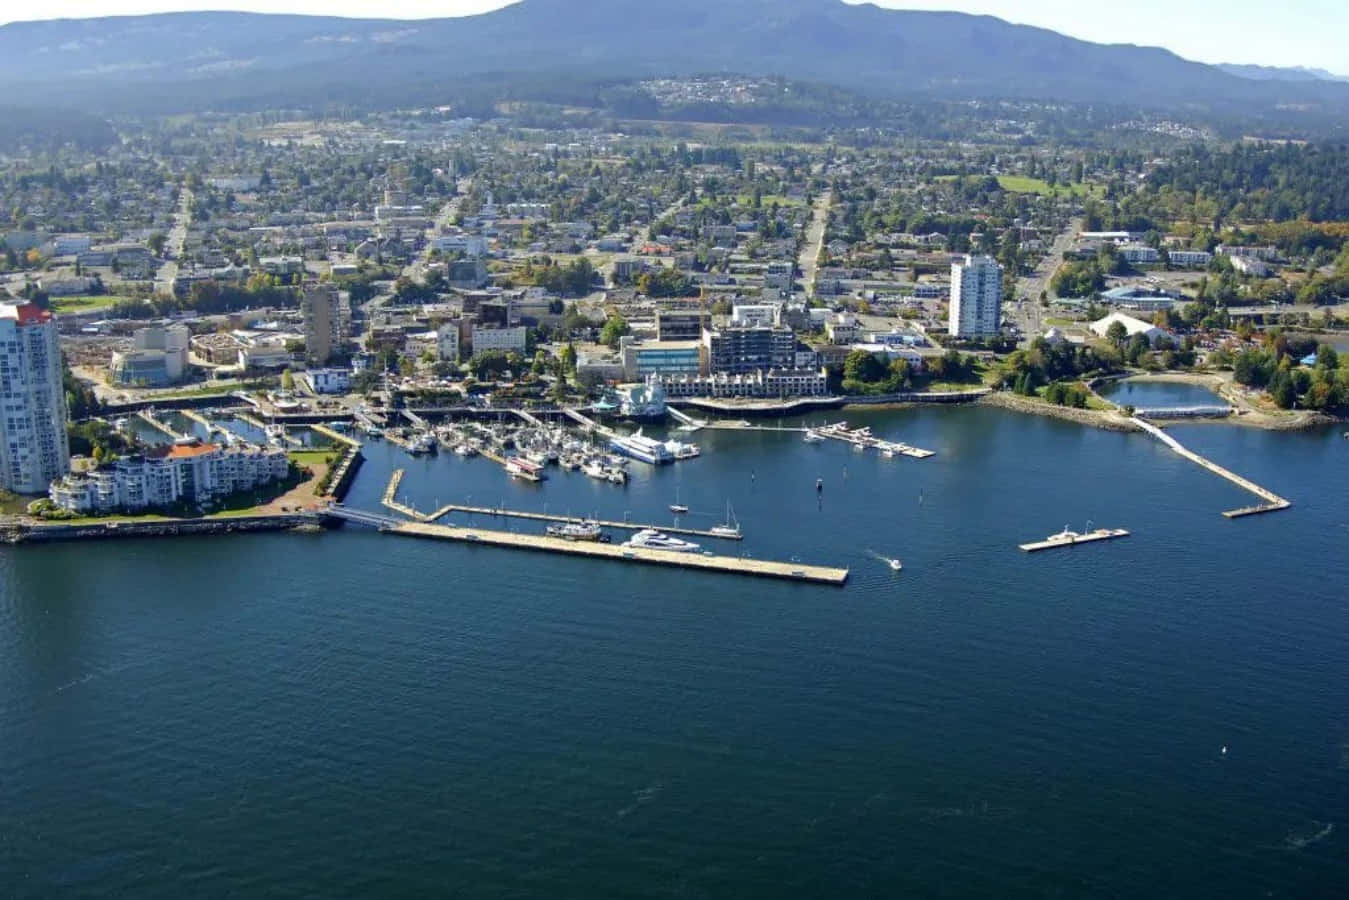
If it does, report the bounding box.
[1009,217,1079,344]
[798,191,833,300]
[404,177,472,284]
[153,187,193,297]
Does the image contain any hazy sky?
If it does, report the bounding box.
[5,0,1346,74]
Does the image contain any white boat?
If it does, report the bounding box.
[606,468,628,484]
[609,429,674,465]
[663,438,701,460]
[454,443,477,457]
[623,529,701,553]
[546,520,605,542]
[582,460,608,480]
[408,432,437,455]
[803,429,825,443]
[669,487,688,515]
[709,501,741,537]
[888,558,903,571]
[505,457,545,481]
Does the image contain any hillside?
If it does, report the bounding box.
[1,0,1346,119]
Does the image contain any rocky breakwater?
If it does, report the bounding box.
[978,391,1142,433]
[2,513,324,544]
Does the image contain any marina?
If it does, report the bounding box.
[807,422,936,459]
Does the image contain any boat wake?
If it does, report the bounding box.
[1284,821,1334,850]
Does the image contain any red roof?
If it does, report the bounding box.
[12,304,52,325]
[149,441,221,460]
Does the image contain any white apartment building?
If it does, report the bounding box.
[50,439,290,514]
[948,255,1003,338]
[0,303,70,494]
[437,321,462,363]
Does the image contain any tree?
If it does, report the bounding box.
[1105,320,1129,347]
[560,342,577,375]
[280,369,295,391]
[1268,369,1296,409]
[148,232,167,256]
[599,314,629,349]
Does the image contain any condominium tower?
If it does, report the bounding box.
[0,303,70,493]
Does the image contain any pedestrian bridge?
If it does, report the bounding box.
[322,505,403,529]
[1135,405,1232,419]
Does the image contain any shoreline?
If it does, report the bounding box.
[976,392,1141,432]
[1100,371,1344,431]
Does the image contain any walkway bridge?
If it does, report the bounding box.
[323,505,403,529]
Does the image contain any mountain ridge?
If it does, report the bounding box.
[0,0,1345,119]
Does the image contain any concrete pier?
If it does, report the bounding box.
[1131,417,1290,517]
[421,503,744,541]
[388,520,847,585]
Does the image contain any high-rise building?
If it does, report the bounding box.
[302,284,348,366]
[0,303,70,493]
[948,254,1003,338]
[702,324,796,375]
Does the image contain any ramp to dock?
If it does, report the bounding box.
[389,520,847,585]
[1131,417,1290,517]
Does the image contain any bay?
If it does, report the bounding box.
[2,406,1347,897]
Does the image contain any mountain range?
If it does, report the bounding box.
[1,0,1347,120]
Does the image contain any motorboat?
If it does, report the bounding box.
[623,529,701,553]
[803,429,825,443]
[546,520,606,542]
[669,487,688,515]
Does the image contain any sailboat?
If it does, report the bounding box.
[669,487,688,515]
[710,501,741,537]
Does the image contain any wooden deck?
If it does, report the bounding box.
[388,520,847,585]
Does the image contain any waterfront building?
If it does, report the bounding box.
[437,321,462,363]
[657,367,828,399]
[302,369,351,394]
[0,303,70,494]
[617,377,668,418]
[49,439,290,514]
[109,324,190,387]
[302,284,349,366]
[948,254,1002,338]
[619,338,702,381]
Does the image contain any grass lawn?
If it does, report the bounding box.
[735,193,804,208]
[287,449,336,467]
[0,491,32,515]
[49,295,127,314]
[934,174,1102,199]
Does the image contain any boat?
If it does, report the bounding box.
[606,468,628,485]
[454,443,477,457]
[113,417,130,430]
[669,487,688,515]
[888,558,904,571]
[709,502,741,538]
[803,429,825,443]
[609,429,675,465]
[546,520,605,542]
[663,438,701,460]
[816,477,824,493]
[505,457,545,481]
[622,529,701,553]
[582,460,608,480]
[408,432,437,455]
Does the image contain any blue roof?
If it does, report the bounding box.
[1300,354,1319,366]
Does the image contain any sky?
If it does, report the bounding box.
[3,0,1346,75]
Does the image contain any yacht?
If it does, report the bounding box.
[546,520,606,542]
[623,529,701,553]
[408,432,437,455]
[609,429,675,465]
[669,487,688,515]
[803,429,825,443]
[888,558,904,571]
[663,439,701,460]
[606,467,628,485]
[582,460,609,480]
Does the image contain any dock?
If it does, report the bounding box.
[812,422,935,459]
[381,471,742,540]
[563,407,615,438]
[1131,417,1290,517]
[1020,528,1130,552]
[311,423,361,449]
[138,410,185,440]
[387,520,847,585]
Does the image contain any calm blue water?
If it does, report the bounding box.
[1100,379,1226,407]
[3,407,1347,897]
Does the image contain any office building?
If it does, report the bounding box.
[655,308,710,342]
[948,255,1002,338]
[109,324,190,387]
[0,304,70,494]
[702,324,796,375]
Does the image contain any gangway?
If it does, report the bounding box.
[666,406,706,431]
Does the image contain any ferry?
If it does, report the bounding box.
[609,429,675,465]
[505,457,545,481]
[623,529,701,553]
[546,520,607,542]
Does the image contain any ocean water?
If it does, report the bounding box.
[3,407,1347,897]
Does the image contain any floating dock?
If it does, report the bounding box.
[311,423,361,449]
[811,422,935,459]
[1020,528,1130,552]
[1131,417,1290,517]
[387,520,847,585]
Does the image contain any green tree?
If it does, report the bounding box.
[599,314,629,349]
[560,342,577,375]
